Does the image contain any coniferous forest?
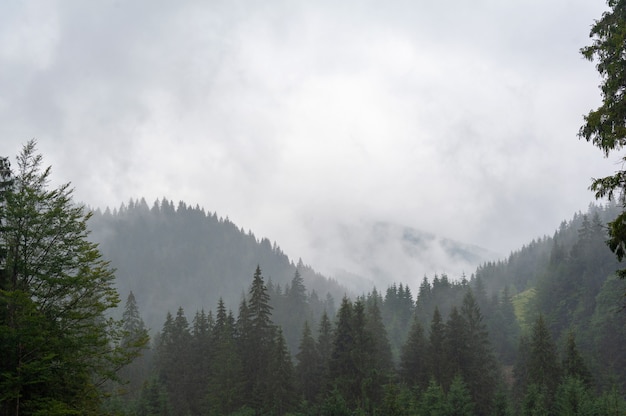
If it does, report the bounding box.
[6,2,626,414]
[96,200,626,416]
[5,142,626,415]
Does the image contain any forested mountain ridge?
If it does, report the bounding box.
[87,197,344,333]
[97,198,626,415]
[475,201,626,390]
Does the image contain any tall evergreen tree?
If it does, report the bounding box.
[527,314,561,412]
[330,296,358,407]
[268,328,296,415]
[155,307,192,416]
[240,266,276,412]
[208,298,243,415]
[443,307,467,388]
[447,375,475,416]
[399,315,429,389]
[428,307,446,386]
[460,289,498,415]
[117,291,150,401]
[0,141,144,415]
[296,321,321,403]
[562,331,593,388]
[317,310,334,396]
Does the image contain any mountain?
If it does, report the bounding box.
[87,198,346,332]
[305,220,500,292]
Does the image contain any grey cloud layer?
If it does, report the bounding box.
[0,0,615,279]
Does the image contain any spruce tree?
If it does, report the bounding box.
[330,296,358,406]
[317,310,334,396]
[399,315,428,389]
[447,375,474,416]
[208,298,243,415]
[296,321,321,403]
[528,314,561,412]
[268,328,296,415]
[562,331,593,388]
[0,141,144,415]
[460,289,498,415]
[241,266,276,412]
[428,307,446,386]
[117,291,150,401]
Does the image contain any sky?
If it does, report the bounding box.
[0,0,618,279]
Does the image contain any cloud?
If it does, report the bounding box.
[0,0,616,284]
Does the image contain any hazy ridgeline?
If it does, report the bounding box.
[94,198,626,415]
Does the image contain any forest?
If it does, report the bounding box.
[5,141,626,415]
[5,1,626,414]
[100,201,626,416]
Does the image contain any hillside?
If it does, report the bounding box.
[87,198,346,332]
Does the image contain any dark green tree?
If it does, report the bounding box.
[443,307,467,388]
[239,266,276,412]
[446,375,475,416]
[562,331,593,388]
[527,314,561,412]
[116,291,150,402]
[330,296,358,407]
[296,321,321,403]
[399,314,429,389]
[316,310,334,396]
[136,378,171,416]
[555,376,594,416]
[267,328,296,415]
[419,379,448,416]
[579,0,626,278]
[155,307,192,415]
[460,289,499,415]
[208,298,243,415]
[0,141,144,415]
[428,307,446,386]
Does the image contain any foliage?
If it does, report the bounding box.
[579,0,626,277]
[0,141,145,415]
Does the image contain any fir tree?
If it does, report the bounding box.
[296,321,321,403]
[399,315,429,389]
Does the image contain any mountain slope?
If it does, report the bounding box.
[87,198,345,331]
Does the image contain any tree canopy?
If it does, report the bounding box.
[0,140,145,415]
[580,0,626,276]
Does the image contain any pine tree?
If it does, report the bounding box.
[296,321,321,403]
[460,289,498,415]
[428,307,446,386]
[528,314,561,412]
[240,266,276,412]
[443,307,467,388]
[317,310,334,396]
[189,309,212,415]
[117,291,150,401]
[399,315,429,389]
[562,331,593,388]
[208,298,243,415]
[155,308,192,416]
[419,379,447,416]
[330,296,358,406]
[0,141,145,415]
[268,328,296,415]
[447,375,475,416]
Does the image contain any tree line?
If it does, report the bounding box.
[108,257,626,415]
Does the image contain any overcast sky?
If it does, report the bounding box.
[0,0,617,278]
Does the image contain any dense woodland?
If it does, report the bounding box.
[5,1,626,413]
[87,199,344,334]
[99,201,626,415]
